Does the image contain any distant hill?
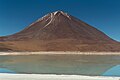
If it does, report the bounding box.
[0,11,120,52]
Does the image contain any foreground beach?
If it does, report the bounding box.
[0,52,120,55]
[0,73,120,80]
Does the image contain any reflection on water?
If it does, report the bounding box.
[0,54,120,76]
[103,65,120,76]
[0,68,15,73]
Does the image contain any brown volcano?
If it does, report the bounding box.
[0,11,120,51]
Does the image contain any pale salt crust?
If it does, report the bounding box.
[0,73,119,80]
[0,52,120,56]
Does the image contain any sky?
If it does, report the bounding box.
[0,0,120,41]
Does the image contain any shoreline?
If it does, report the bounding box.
[0,73,119,80]
[0,52,120,55]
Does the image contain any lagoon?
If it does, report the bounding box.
[0,53,120,76]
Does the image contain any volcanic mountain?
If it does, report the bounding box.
[0,11,120,51]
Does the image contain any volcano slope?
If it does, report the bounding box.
[0,11,120,52]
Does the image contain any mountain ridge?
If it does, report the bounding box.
[0,11,120,52]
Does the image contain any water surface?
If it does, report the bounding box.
[0,54,120,76]
[103,65,120,76]
[0,68,15,73]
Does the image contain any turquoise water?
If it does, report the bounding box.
[0,68,15,73]
[0,54,120,76]
[103,65,120,76]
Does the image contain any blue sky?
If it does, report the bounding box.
[0,0,120,41]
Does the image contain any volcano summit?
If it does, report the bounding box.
[0,11,120,51]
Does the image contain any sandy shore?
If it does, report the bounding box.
[0,73,119,80]
[0,52,120,55]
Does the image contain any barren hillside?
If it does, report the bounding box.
[0,11,120,52]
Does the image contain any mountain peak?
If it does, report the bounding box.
[6,11,114,42]
[52,11,66,15]
[50,11,71,20]
[0,11,119,52]
[36,11,70,22]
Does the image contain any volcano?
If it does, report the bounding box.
[0,11,120,51]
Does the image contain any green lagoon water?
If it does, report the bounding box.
[0,54,120,76]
